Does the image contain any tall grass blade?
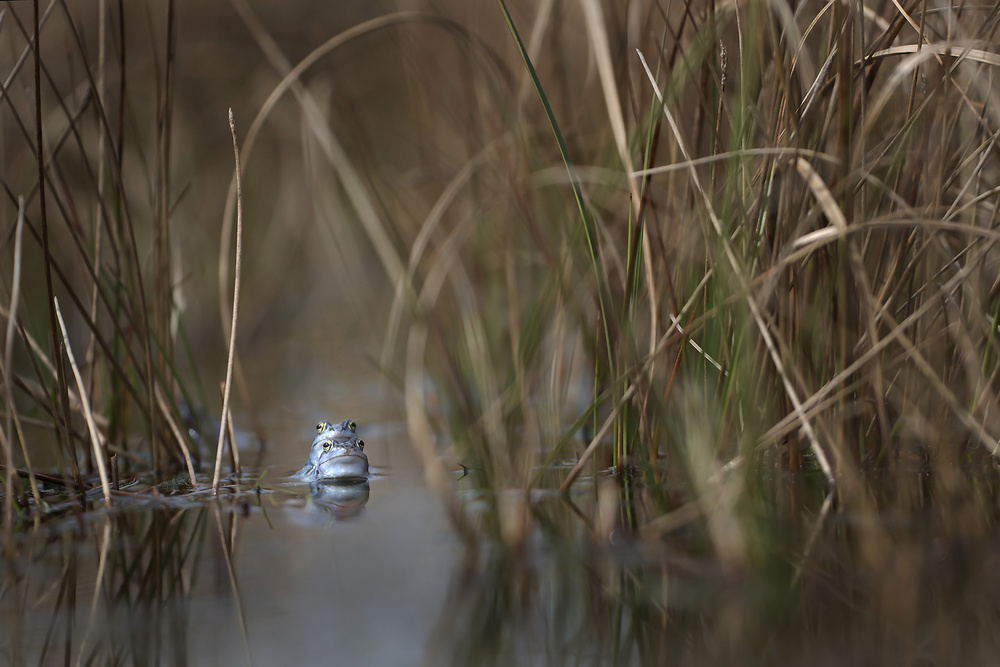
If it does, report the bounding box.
[579,0,659,351]
[496,0,614,372]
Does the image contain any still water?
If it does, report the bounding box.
[3,414,457,665]
[7,453,1000,665]
[5,334,1000,665]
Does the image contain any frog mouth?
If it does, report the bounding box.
[320,448,365,463]
[315,449,369,480]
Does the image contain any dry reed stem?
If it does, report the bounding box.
[405,322,463,527]
[880,307,999,455]
[382,146,494,370]
[2,200,22,527]
[759,324,908,446]
[156,0,177,369]
[213,109,244,494]
[766,219,1000,448]
[0,305,111,430]
[581,0,661,378]
[5,197,42,509]
[154,386,199,490]
[559,383,638,493]
[53,297,111,508]
[791,218,1000,252]
[637,49,836,485]
[227,407,240,474]
[640,217,990,407]
[631,147,841,178]
[44,0,162,473]
[219,381,241,475]
[85,0,108,397]
[31,0,78,492]
[0,415,14,531]
[794,157,892,446]
[871,44,1000,68]
[401,205,487,525]
[220,8,425,336]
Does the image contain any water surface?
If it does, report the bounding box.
[5,344,1000,665]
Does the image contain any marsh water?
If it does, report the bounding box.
[5,344,1000,666]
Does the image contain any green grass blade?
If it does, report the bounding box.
[496,0,615,374]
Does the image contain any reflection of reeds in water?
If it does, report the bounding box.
[0,505,250,665]
[5,484,999,666]
[426,480,1000,665]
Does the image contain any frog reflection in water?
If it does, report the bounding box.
[294,419,369,482]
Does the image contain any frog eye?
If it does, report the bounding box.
[322,441,333,453]
[357,439,364,451]
[316,421,327,433]
[348,420,357,431]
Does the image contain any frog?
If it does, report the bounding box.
[294,418,369,482]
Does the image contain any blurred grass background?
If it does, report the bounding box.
[1,0,999,569]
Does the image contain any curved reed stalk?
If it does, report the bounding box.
[213,110,244,494]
